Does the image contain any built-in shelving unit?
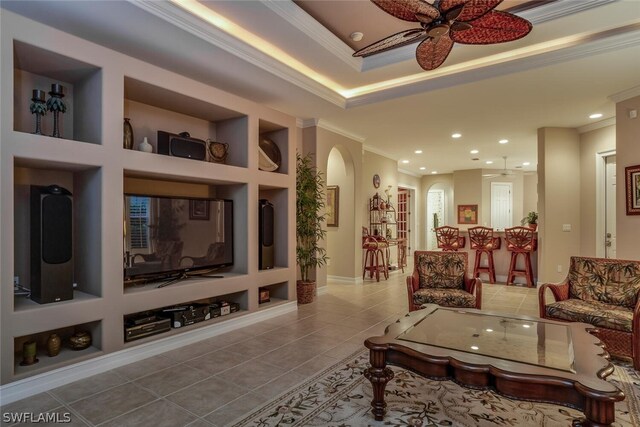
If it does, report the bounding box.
[1,12,297,389]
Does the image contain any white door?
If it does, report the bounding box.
[426,189,445,250]
[491,182,512,230]
[605,155,616,258]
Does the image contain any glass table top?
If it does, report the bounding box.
[397,308,575,372]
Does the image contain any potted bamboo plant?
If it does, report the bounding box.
[520,211,538,231]
[296,153,328,304]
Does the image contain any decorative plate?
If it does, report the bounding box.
[259,138,281,172]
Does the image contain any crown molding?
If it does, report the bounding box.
[363,144,398,161]
[361,0,617,71]
[398,168,421,178]
[577,117,616,133]
[609,84,640,102]
[348,24,640,108]
[301,118,366,143]
[131,0,346,108]
[262,0,362,72]
[296,118,304,128]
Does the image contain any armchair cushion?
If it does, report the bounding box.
[416,251,465,290]
[569,257,640,309]
[545,299,633,333]
[414,288,476,309]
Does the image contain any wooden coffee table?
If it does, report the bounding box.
[364,305,624,427]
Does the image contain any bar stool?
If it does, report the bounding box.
[505,226,536,287]
[435,226,466,251]
[362,236,389,282]
[468,226,501,284]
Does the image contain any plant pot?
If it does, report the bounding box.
[296,280,316,304]
[529,223,538,231]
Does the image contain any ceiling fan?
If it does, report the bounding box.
[483,156,515,178]
[353,0,533,71]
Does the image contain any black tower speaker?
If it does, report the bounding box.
[259,199,274,270]
[30,185,74,304]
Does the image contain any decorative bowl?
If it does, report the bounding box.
[68,331,91,351]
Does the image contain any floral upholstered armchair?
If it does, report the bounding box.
[406,251,482,311]
[538,256,640,370]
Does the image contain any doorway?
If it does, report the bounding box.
[605,155,616,258]
[397,187,412,259]
[426,189,445,250]
[491,182,513,230]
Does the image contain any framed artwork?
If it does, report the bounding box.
[326,185,339,227]
[625,164,640,215]
[458,204,478,224]
[189,199,210,220]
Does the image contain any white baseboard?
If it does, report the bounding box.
[316,285,329,295]
[0,302,298,405]
[327,275,364,285]
[489,275,538,287]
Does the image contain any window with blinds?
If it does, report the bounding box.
[128,196,150,249]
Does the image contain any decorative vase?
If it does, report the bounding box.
[529,223,538,231]
[123,118,134,149]
[20,341,39,366]
[46,84,66,138]
[68,331,91,351]
[46,333,61,357]
[30,89,47,135]
[138,136,152,153]
[296,280,316,304]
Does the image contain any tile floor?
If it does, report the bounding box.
[1,268,541,426]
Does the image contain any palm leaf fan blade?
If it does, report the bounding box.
[371,0,440,22]
[353,28,428,57]
[416,34,454,70]
[441,0,503,22]
[450,10,532,44]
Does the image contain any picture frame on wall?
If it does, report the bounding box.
[457,204,478,224]
[189,199,210,220]
[326,185,339,227]
[625,164,640,215]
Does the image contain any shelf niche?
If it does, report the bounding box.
[13,41,102,144]
[259,119,289,175]
[13,159,103,310]
[258,186,288,269]
[124,77,248,167]
[258,281,289,308]
[13,320,102,378]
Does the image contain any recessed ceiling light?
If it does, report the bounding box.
[470,345,479,350]
[523,162,530,166]
[470,149,479,154]
[523,324,531,328]
[589,113,603,119]
[414,150,423,154]
[451,133,462,139]
[401,160,409,164]
[350,31,364,42]
[419,167,426,170]
[486,160,493,164]
[431,171,437,174]
[499,139,509,144]
[485,329,493,332]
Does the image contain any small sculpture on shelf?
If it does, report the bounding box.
[30,89,47,135]
[47,333,61,357]
[46,84,66,138]
[68,331,91,351]
[384,185,393,208]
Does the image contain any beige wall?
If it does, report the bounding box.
[537,127,582,283]
[301,126,364,284]
[453,169,483,229]
[523,173,538,216]
[616,95,640,260]
[326,148,355,278]
[579,125,615,256]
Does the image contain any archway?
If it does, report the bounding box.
[326,146,356,281]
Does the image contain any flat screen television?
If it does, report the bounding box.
[123,194,233,282]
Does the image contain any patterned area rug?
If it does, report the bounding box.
[232,350,639,427]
